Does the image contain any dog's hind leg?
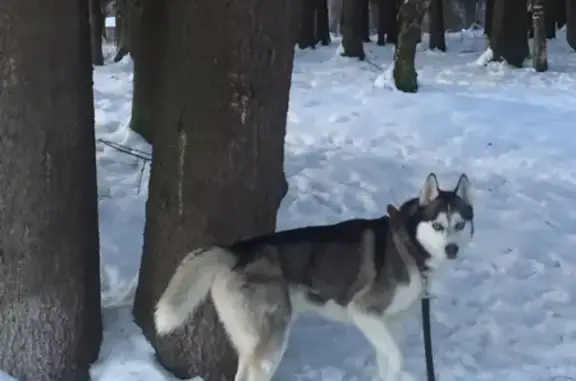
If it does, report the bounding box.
[211,260,292,381]
[245,332,290,381]
[234,357,250,381]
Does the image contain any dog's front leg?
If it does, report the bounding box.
[349,307,403,381]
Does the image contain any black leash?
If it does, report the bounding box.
[421,278,436,381]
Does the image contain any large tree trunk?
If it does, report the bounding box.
[393,0,425,92]
[429,0,446,51]
[490,0,529,68]
[129,0,155,143]
[0,0,102,379]
[89,0,105,65]
[131,0,295,379]
[568,0,576,50]
[341,0,366,59]
[532,0,548,71]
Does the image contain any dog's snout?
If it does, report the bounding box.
[444,244,459,258]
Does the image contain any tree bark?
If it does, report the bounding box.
[490,0,529,68]
[568,0,576,50]
[0,0,102,380]
[429,0,446,51]
[532,0,548,72]
[131,0,295,379]
[393,0,425,92]
[89,0,105,65]
[129,0,156,143]
[298,0,317,48]
[341,0,366,59]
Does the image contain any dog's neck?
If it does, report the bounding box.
[390,226,430,276]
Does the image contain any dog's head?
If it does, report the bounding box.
[399,173,474,269]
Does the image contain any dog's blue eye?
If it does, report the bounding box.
[432,222,444,231]
[455,222,466,231]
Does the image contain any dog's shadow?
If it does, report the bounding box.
[275,314,378,381]
[275,313,426,381]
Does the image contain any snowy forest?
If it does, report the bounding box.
[0,0,575,380]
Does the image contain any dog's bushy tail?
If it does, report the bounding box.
[154,246,237,335]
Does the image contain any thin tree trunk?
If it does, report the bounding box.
[485,0,494,36]
[362,0,371,41]
[131,0,295,379]
[89,0,105,65]
[393,0,425,92]
[545,0,556,38]
[568,0,576,50]
[0,0,102,379]
[463,0,477,28]
[376,0,400,44]
[532,0,548,71]
[429,0,446,51]
[376,0,387,44]
[557,0,566,28]
[490,0,529,68]
[316,0,332,45]
[299,0,316,48]
[330,0,344,34]
[129,0,155,143]
[341,0,366,59]
[386,0,400,43]
[114,0,130,62]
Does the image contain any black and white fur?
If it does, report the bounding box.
[154,173,474,381]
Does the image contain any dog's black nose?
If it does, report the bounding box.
[445,244,459,258]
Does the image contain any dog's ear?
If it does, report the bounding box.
[419,173,440,205]
[454,173,472,204]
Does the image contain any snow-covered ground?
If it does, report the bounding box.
[4,29,576,381]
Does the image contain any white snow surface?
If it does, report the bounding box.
[4,30,576,381]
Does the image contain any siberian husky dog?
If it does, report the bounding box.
[154,173,474,381]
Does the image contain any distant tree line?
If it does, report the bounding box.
[92,0,576,95]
